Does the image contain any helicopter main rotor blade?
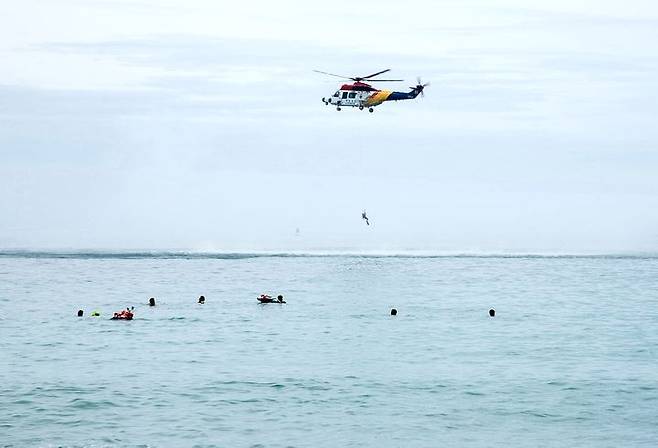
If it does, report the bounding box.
[312,70,352,79]
[367,79,404,82]
[362,69,391,79]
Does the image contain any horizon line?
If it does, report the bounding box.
[1,248,657,260]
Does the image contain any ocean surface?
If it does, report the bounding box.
[1,252,657,447]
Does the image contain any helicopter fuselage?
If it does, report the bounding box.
[322,82,421,112]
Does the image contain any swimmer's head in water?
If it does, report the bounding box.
[77,309,83,317]
[489,308,495,317]
[149,298,156,306]
[198,295,205,303]
[390,308,397,316]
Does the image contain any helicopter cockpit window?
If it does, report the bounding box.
[348,92,356,98]
[333,91,339,97]
[341,92,348,99]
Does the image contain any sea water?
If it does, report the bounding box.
[1,252,657,447]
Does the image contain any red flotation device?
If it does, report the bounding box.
[111,310,134,320]
[257,294,274,303]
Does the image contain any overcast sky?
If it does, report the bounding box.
[1,0,657,252]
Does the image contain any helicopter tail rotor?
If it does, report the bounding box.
[410,77,430,97]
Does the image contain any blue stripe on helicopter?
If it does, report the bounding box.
[387,91,415,101]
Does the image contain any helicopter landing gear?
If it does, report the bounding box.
[368,107,374,113]
[336,107,341,111]
[359,106,364,110]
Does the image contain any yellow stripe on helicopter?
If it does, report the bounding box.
[364,91,393,106]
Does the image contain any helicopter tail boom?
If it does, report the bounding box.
[364,86,425,106]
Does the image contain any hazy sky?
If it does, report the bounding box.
[1,0,658,252]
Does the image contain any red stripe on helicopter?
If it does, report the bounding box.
[340,83,379,92]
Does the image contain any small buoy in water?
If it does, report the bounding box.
[489,308,495,317]
[77,309,83,317]
[390,308,397,316]
[198,295,205,304]
[149,297,156,307]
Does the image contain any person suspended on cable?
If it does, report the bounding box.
[362,210,370,226]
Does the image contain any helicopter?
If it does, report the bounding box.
[314,69,429,112]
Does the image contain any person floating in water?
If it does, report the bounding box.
[112,306,134,320]
[257,294,286,304]
[148,297,156,306]
[362,210,370,226]
[198,295,205,304]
